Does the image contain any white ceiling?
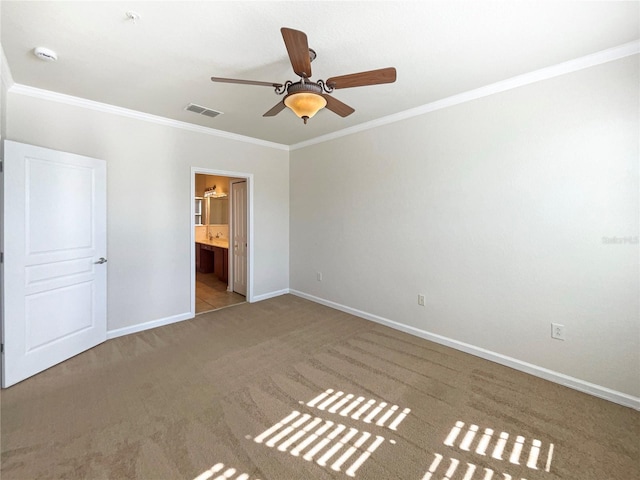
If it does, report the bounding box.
[2,1,639,146]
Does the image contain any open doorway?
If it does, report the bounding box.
[192,169,252,315]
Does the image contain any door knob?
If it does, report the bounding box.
[94,257,107,264]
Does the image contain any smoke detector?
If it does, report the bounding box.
[33,47,58,62]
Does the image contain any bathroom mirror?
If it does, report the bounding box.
[206,197,229,225]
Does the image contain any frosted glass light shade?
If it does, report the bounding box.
[284,92,327,122]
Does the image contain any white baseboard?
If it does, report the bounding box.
[107,312,194,340]
[289,289,640,411]
[105,286,292,340]
[251,288,290,303]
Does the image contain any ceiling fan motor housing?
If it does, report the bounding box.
[286,81,323,95]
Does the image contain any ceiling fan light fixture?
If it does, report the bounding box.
[211,28,395,124]
[284,92,327,124]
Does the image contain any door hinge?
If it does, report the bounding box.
[1,344,4,354]
[0,252,3,263]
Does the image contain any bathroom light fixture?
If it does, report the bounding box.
[204,185,227,198]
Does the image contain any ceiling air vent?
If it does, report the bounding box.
[185,103,223,118]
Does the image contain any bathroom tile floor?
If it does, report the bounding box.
[195,272,245,314]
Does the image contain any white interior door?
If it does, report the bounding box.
[231,180,247,296]
[2,141,107,387]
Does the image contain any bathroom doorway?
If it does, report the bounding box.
[192,170,251,314]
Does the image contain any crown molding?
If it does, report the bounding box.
[291,39,640,151]
[6,40,638,152]
[8,83,289,151]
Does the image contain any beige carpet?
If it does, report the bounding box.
[1,295,638,479]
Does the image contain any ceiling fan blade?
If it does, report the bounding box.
[263,101,286,117]
[322,94,355,117]
[326,67,396,89]
[211,77,282,88]
[281,27,312,78]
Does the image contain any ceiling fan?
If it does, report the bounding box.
[211,27,397,124]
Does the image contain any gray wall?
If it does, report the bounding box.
[3,45,638,401]
[290,56,640,397]
[1,45,11,144]
[6,93,290,332]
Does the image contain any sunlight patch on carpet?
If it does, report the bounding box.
[242,388,412,477]
[251,409,386,477]
[421,420,557,479]
[193,462,260,480]
[302,388,411,430]
[443,420,554,471]
[195,390,561,479]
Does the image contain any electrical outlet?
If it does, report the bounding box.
[316,272,322,282]
[418,294,425,306]
[551,323,565,341]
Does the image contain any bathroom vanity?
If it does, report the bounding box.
[195,239,229,282]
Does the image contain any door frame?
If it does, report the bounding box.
[191,167,253,315]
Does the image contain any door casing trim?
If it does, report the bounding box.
[191,167,254,317]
